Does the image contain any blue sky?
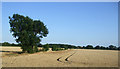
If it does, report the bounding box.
[2,2,118,46]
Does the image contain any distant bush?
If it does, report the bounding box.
[64,46,68,50]
[2,42,11,46]
[77,46,82,49]
[42,44,49,51]
[109,45,118,50]
[86,45,93,49]
[52,45,57,51]
[1,42,119,51]
[51,45,65,51]
[1,42,21,46]
[95,45,100,49]
[21,45,38,53]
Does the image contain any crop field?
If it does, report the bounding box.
[1,46,118,67]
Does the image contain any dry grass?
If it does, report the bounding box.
[1,47,118,67]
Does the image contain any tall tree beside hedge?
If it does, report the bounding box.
[9,14,48,53]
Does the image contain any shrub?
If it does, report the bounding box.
[52,46,57,51]
[42,44,49,51]
[64,46,68,50]
[86,45,93,49]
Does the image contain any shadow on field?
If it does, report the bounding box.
[0,51,23,54]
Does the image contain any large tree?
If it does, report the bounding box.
[9,14,48,53]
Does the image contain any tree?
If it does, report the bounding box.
[95,45,100,49]
[38,43,42,47]
[77,46,82,49]
[118,46,120,50]
[109,45,117,50]
[82,46,85,49]
[86,45,93,49]
[11,43,16,46]
[100,46,105,49]
[9,14,48,53]
[2,42,10,46]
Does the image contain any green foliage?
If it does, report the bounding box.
[51,45,64,51]
[109,45,117,50]
[100,46,106,49]
[42,44,49,51]
[52,45,57,51]
[2,42,11,46]
[38,43,42,47]
[95,45,100,49]
[86,45,93,49]
[1,42,20,46]
[9,14,48,53]
[76,46,82,49]
[34,46,39,52]
[64,46,68,50]
[49,44,76,49]
[27,46,34,53]
[1,41,119,51]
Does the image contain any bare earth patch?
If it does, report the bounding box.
[1,47,118,67]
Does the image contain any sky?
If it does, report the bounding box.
[1,0,120,2]
[1,2,118,46]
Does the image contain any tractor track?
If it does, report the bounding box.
[65,52,76,61]
[57,51,77,64]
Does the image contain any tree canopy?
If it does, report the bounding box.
[9,14,48,53]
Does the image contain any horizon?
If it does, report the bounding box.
[0,41,119,47]
[1,2,118,47]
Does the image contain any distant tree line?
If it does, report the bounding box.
[40,44,77,49]
[81,45,119,50]
[1,42,120,51]
[38,44,120,50]
[0,42,21,46]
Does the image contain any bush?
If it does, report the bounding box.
[86,45,93,49]
[33,46,39,52]
[51,45,65,51]
[64,46,68,50]
[27,46,34,53]
[95,45,100,49]
[21,45,38,53]
[52,46,57,51]
[42,44,49,51]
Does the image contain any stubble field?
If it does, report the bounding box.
[0,46,118,67]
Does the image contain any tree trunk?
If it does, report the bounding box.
[32,45,35,52]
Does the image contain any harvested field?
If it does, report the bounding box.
[1,46,118,67]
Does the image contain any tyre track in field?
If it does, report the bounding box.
[57,50,77,64]
[65,52,76,61]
